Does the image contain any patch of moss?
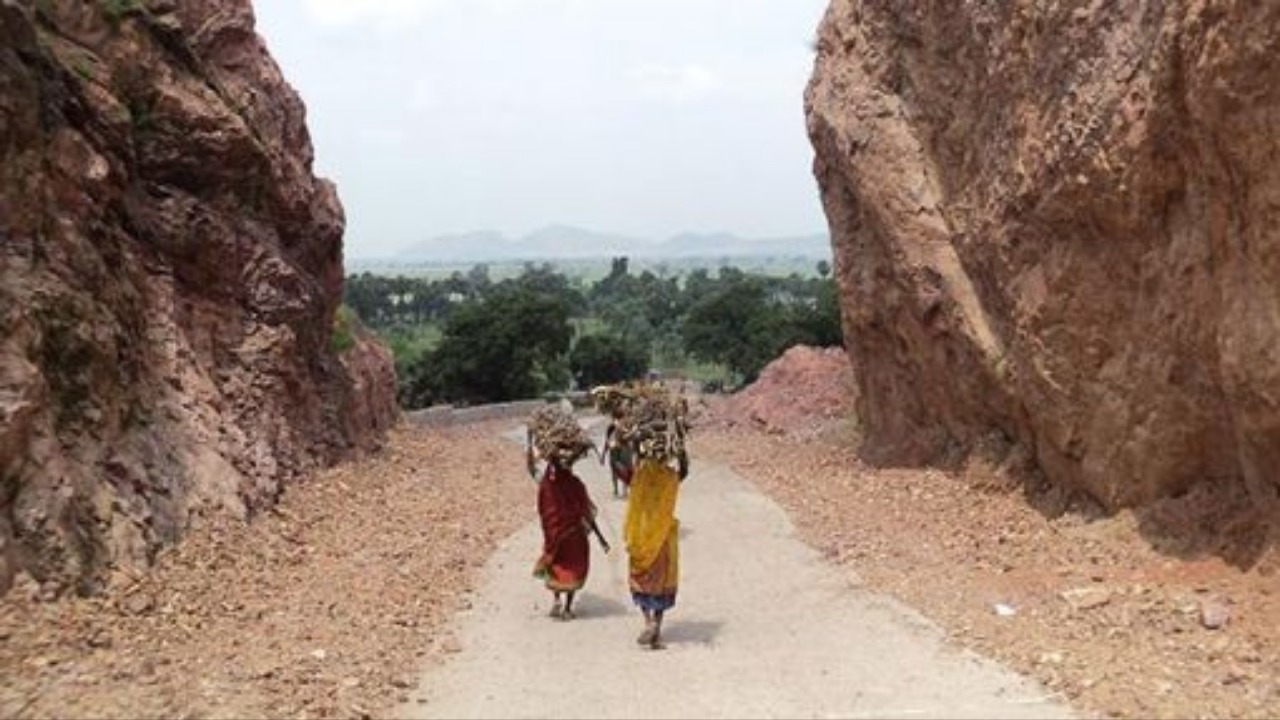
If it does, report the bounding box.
[331,305,358,354]
[125,96,154,132]
[35,302,99,431]
[100,0,145,31]
[71,56,95,82]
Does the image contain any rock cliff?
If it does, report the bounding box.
[0,0,398,595]
[806,1,1280,512]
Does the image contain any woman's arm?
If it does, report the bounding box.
[525,430,540,480]
[601,424,615,465]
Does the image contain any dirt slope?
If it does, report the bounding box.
[696,346,1280,719]
[698,345,855,439]
[3,381,1278,719]
[0,423,526,720]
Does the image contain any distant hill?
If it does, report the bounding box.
[393,225,830,262]
[650,231,830,259]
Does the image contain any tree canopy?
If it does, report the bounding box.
[399,273,574,407]
[346,258,842,408]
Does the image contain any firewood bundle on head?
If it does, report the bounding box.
[592,382,688,462]
[589,383,633,418]
[526,404,594,467]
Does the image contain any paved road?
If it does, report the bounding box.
[399,426,1074,719]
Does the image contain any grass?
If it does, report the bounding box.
[652,359,736,391]
[380,323,444,371]
[330,305,358,353]
[71,56,95,82]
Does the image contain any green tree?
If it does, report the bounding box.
[400,282,571,407]
[681,277,794,382]
[598,295,656,349]
[797,277,842,347]
[515,262,588,317]
[569,333,649,388]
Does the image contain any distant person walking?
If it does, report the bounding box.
[602,409,635,499]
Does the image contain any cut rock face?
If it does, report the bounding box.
[0,1,397,595]
[805,1,1280,512]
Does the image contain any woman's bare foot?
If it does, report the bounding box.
[549,602,563,619]
[648,614,665,649]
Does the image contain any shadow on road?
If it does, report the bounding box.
[572,593,630,620]
[660,620,724,646]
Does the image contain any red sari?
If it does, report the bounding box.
[533,463,593,592]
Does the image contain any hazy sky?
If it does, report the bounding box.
[253,0,830,259]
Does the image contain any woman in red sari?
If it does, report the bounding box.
[528,439,608,620]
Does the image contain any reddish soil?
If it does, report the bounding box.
[4,345,1279,719]
[697,345,856,439]
[693,345,1280,719]
[0,423,531,720]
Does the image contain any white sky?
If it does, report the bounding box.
[253,0,830,258]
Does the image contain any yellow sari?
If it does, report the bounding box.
[624,458,680,610]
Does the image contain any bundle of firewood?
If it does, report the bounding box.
[588,383,633,418]
[590,382,688,461]
[526,404,595,466]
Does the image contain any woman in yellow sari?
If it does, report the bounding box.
[624,448,688,649]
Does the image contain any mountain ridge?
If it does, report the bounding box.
[389,224,830,262]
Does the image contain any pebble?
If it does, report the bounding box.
[1038,651,1065,666]
[1201,600,1231,630]
[123,594,155,615]
[993,602,1017,617]
[1061,586,1112,611]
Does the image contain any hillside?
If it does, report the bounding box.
[393,224,831,263]
[2,372,1278,718]
[0,0,396,597]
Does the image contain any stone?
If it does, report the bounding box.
[0,0,398,597]
[123,594,155,616]
[806,0,1280,512]
[1201,600,1232,630]
[1061,587,1112,611]
[993,602,1017,617]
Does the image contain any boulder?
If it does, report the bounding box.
[806,1,1280,511]
[0,0,397,595]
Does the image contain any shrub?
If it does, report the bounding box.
[331,305,357,354]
